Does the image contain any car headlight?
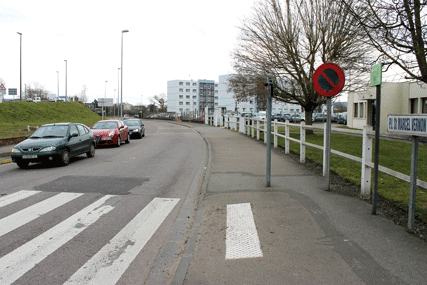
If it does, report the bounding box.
[109,131,116,137]
[40,146,56,152]
[11,148,21,154]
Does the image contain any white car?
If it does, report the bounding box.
[254,111,267,120]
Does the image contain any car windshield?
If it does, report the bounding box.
[31,125,68,138]
[124,120,139,126]
[92,122,118,129]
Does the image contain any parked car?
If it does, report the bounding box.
[312,113,327,122]
[254,111,267,120]
[11,123,95,168]
[123,119,145,139]
[271,113,291,122]
[289,114,305,123]
[91,120,130,147]
[338,112,347,124]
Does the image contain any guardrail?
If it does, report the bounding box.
[209,115,427,199]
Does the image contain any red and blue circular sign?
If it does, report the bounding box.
[313,63,345,97]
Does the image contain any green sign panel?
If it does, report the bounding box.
[370,63,382,86]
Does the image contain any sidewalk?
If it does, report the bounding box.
[174,122,427,285]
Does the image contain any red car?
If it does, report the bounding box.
[91,120,130,147]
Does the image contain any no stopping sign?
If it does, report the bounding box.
[313,63,345,97]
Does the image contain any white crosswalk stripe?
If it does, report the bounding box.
[0,190,41,208]
[65,198,180,285]
[0,191,180,285]
[0,195,115,285]
[0,192,84,237]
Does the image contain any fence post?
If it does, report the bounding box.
[285,120,290,154]
[257,120,260,140]
[252,119,255,138]
[274,119,278,148]
[361,125,373,199]
[300,121,306,163]
[323,123,327,176]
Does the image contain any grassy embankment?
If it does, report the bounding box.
[255,125,427,223]
[0,101,101,138]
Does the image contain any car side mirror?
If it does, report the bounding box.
[70,133,78,139]
[120,126,124,129]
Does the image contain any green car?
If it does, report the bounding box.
[11,123,96,169]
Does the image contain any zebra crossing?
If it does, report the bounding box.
[0,190,179,285]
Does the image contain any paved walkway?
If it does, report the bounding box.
[172,122,427,285]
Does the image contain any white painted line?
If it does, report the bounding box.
[0,192,84,237]
[225,203,263,260]
[0,190,41,208]
[0,195,116,285]
[65,197,180,285]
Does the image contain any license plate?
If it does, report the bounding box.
[22,155,37,159]
[101,137,111,141]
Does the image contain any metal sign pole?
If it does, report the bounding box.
[266,78,273,187]
[408,136,419,232]
[372,84,381,215]
[325,97,332,190]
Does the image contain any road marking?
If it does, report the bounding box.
[65,197,180,285]
[0,195,115,285]
[0,190,41,208]
[0,192,84,237]
[225,203,263,260]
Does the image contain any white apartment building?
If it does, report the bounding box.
[167,74,302,114]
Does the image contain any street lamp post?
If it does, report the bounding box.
[120,30,129,119]
[64,60,67,101]
[141,95,143,118]
[17,32,22,101]
[56,71,59,102]
[103,80,108,120]
[117,68,120,118]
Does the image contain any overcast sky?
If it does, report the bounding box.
[0,0,256,105]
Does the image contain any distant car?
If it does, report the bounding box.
[271,113,291,122]
[123,114,130,119]
[123,119,145,139]
[338,112,347,124]
[134,114,139,118]
[290,114,305,123]
[26,98,33,102]
[33,97,41,103]
[254,111,267,120]
[91,120,130,147]
[11,123,95,168]
[313,113,327,122]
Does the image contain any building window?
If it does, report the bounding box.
[179,88,183,92]
[214,96,218,100]
[186,89,190,92]
[215,84,218,87]
[359,102,365,118]
[193,89,197,93]
[179,95,183,99]
[179,82,183,86]
[186,82,190,86]
[186,95,190,99]
[193,95,197,99]
[179,102,183,105]
[193,83,197,86]
[422,98,427,113]
[411,98,419,114]
[243,108,246,111]
[215,103,218,106]
[215,90,218,93]
[186,102,190,105]
[354,103,359,118]
[179,108,183,111]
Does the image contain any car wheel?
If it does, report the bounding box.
[117,136,121,147]
[17,161,29,169]
[86,143,95,158]
[141,130,145,137]
[126,133,130,144]
[60,149,70,166]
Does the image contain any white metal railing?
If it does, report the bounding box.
[205,115,427,199]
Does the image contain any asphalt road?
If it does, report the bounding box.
[0,120,207,285]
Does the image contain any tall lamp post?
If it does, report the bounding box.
[141,95,143,118]
[103,80,108,119]
[64,60,68,101]
[117,67,120,118]
[17,32,22,101]
[120,30,129,118]
[56,71,59,101]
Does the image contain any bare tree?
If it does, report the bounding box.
[230,0,373,124]
[79,85,88,103]
[25,81,49,99]
[341,0,427,83]
[150,93,167,112]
